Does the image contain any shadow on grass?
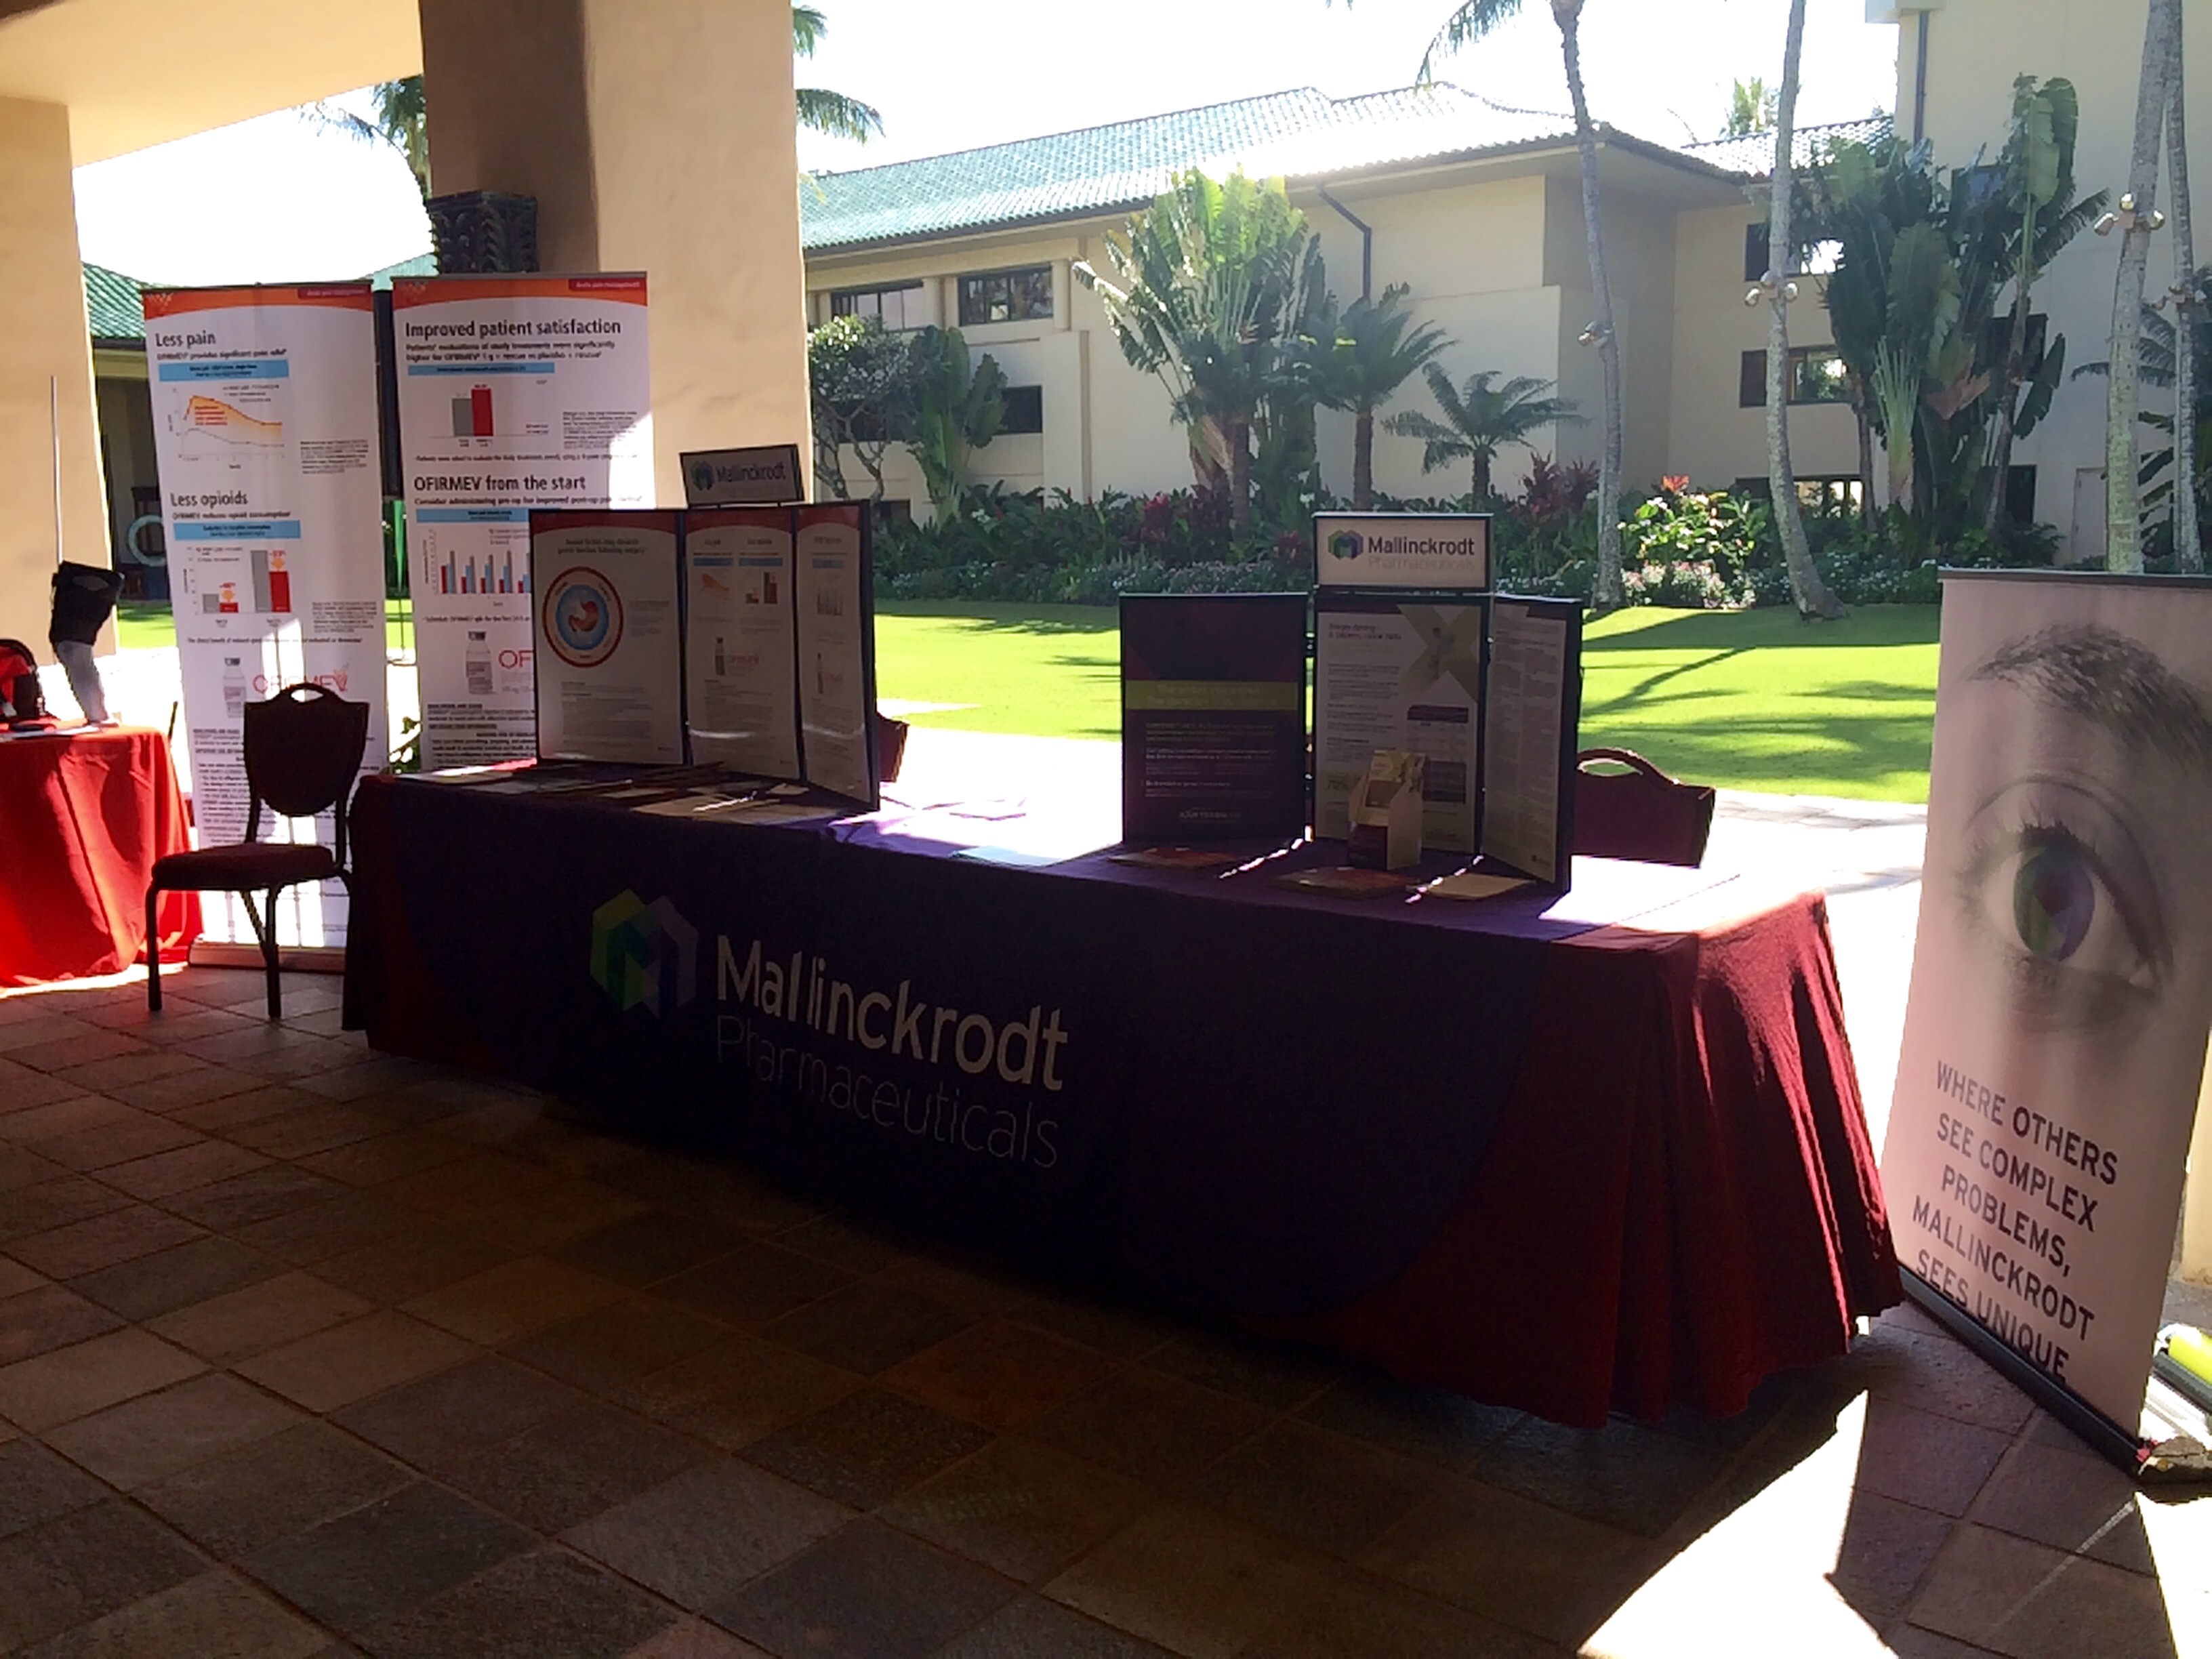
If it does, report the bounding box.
[1589,605,1941,653]
[878,602,1119,637]
[1580,709,1935,797]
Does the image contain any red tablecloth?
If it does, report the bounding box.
[1263,884,1898,1425]
[0,728,200,987]
[344,771,1898,1427]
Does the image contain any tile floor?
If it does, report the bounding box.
[3,960,2207,1658]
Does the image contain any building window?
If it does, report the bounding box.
[958,266,1053,326]
[1740,347,1851,408]
[1742,224,1843,283]
[1000,386,1044,434]
[830,281,926,331]
[2003,465,2038,525]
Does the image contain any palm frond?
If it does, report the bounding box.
[792,3,827,57]
[798,87,882,144]
[1417,0,1527,83]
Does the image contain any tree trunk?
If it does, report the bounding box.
[1555,0,1624,611]
[2171,22,2202,573]
[1353,405,1375,510]
[2109,0,2179,573]
[1473,450,1491,505]
[1853,385,1877,529]
[1229,416,1253,539]
[1767,0,1847,619]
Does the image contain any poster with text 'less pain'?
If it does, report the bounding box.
[685,509,800,778]
[144,284,388,949]
[1885,571,2212,1433]
[396,274,652,769]
[530,511,684,764]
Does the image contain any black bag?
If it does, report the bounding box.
[49,562,123,648]
[0,638,47,724]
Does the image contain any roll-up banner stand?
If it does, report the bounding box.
[143,283,390,953]
[684,508,801,779]
[394,273,653,770]
[1313,592,1488,854]
[529,510,684,765]
[1883,570,2212,1480]
[1478,596,1582,888]
[792,502,880,811]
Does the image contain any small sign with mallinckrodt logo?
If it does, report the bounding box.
[1315,512,1490,592]
[680,445,805,508]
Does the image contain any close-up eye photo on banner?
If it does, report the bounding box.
[1885,571,2212,1435]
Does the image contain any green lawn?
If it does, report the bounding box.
[114,597,1944,800]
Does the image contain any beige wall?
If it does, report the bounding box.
[802,151,1784,516]
[420,0,814,506]
[0,95,108,651]
[1908,0,2212,553]
[1668,202,1862,491]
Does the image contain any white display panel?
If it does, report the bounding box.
[530,512,684,765]
[1314,594,1483,855]
[684,509,801,777]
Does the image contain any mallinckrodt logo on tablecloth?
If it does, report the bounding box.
[590,890,698,1014]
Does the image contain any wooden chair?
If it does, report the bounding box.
[146,684,369,1019]
[1572,747,1716,867]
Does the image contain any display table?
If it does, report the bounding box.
[344,769,1898,1426]
[0,727,199,988]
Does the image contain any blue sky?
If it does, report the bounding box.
[73,0,1898,286]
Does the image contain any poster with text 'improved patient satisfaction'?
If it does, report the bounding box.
[396,274,653,771]
[144,283,388,949]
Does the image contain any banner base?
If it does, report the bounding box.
[1902,1269,2212,1485]
[187,942,346,976]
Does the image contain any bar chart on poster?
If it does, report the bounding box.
[144,283,389,948]
[395,274,653,769]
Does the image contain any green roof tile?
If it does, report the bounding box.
[83,261,146,344]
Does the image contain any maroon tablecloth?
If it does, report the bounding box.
[345,771,1898,1425]
[0,728,200,987]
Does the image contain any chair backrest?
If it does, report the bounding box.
[1572,747,1716,867]
[242,684,371,858]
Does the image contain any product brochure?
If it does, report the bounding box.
[529,510,685,765]
[1314,594,1484,853]
[684,508,801,778]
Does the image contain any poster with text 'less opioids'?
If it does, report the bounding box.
[1885,573,2212,1431]
[396,274,652,769]
[1314,594,1483,853]
[144,285,388,949]
[530,511,684,764]
[793,504,876,806]
[686,510,800,778]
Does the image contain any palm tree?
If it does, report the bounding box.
[306,78,429,199]
[792,5,882,144]
[1760,0,1847,619]
[1725,77,1777,139]
[908,327,1007,518]
[1077,170,1326,537]
[1385,365,1583,503]
[2104,0,2181,572]
[1313,285,1453,509]
[1401,0,1624,607]
[2168,7,2201,572]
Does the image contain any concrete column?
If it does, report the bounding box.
[417,0,814,504]
[0,96,111,650]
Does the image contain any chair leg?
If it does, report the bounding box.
[239,890,281,1021]
[145,884,163,1012]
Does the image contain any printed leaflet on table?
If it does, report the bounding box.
[530,511,684,764]
[144,283,388,948]
[395,274,653,769]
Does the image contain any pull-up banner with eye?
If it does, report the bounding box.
[1885,569,2212,1463]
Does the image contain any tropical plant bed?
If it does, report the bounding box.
[876,601,1941,803]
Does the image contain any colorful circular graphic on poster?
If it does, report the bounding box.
[544,567,623,668]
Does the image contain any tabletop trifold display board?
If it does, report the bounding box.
[1300,512,1582,886]
[525,502,877,805]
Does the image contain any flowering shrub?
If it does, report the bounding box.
[1620,558,1757,609]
